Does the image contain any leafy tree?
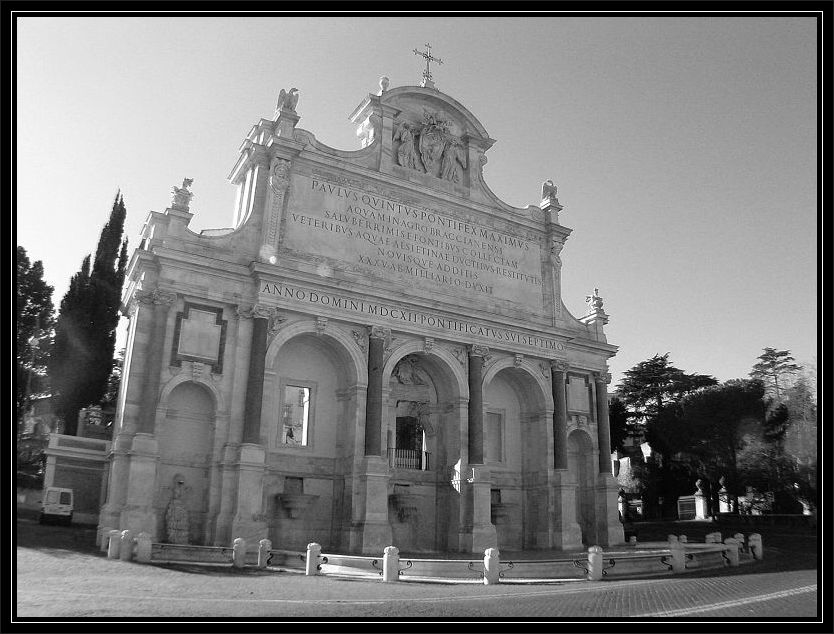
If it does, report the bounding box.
[50,194,128,435]
[16,247,55,426]
[607,395,631,452]
[750,347,801,401]
[617,353,717,426]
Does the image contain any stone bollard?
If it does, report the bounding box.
[629,536,637,545]
[723,538,740,567]
[734,533,746,553]
[483,548,501,585]
[306,542,322,576]
[99,526,113,552]
[119,530,134,561]
[748,533,763,560]
[705,531,722,544]
[135,532,152,563]
[679,535,688,543]
[587,545,604,581]
[232,537,246,568]
[669,540,686,573]
[106,530,121,559]
[383,546,400,583]
[667,534,678,544]
[258,539,272,568]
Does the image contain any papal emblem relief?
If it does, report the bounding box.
[393,109,467,183]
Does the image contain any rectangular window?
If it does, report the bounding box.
[281,385,310,446]
[486,411,504,463]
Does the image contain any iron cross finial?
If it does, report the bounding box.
[414,43,443,85]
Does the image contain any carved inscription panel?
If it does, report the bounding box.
[281,173,543,308]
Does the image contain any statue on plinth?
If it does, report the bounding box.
[171,178,193,211]
[276,87,299,112]
[586,287,605,314]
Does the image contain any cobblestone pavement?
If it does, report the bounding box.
[14,516,822,623]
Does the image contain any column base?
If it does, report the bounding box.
[349,456,392,554]
[458,466,497,554]
[548,470,583,551]
[595,473,625,546]
[230,443,267,548]
[119,433,161,539]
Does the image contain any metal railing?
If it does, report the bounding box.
[387,448,431,470]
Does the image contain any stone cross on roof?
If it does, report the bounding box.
[414,43,443,88]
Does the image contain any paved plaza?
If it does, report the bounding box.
[14,512,821,622]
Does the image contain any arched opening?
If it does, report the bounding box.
[156,381,216,544]
[483,366,550,550]
[262,332,359,551]
[385,350,464,553]
[568,429,597,546]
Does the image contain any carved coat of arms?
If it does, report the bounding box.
[393,109,467,182]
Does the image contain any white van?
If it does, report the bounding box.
[40,487,74,525]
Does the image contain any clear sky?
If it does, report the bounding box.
[15,14,818,388]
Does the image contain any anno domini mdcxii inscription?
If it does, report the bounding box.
[282,173,543,307]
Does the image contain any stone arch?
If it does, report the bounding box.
[382,340,468,401]
[568,428,597,546]
[159,371,226,415]
[265,320,366,389]
[156,380,218,545]
[482,359,553,550]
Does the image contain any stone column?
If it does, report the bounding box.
[467,345,488,465]
[364,327,387,456]
[349,326,392,553]
[136,289,176,434]
[547,360,583,550]
[593,371,624,546]
[459,345,496,553]
[550,362,569,470]
[241,304,272,444]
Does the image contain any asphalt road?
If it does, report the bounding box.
[13,513,822,623]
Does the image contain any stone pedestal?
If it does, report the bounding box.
[230,443,267,546]
[695,493,709,520]
[594,472,624,546]
[458,465,497,553]
[349,456,392,554]
[548,469,583,551]
[97,431,134,536]
[118,433,160,539]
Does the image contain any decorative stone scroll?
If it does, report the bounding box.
[513,354,524,368]
[422,337,434,354]
[351,329,368,353]
[315,316,328,336]
[265,158,292,253]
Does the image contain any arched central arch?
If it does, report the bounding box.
[382,341,468,553]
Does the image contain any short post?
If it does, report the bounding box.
[723,538,740,567]
[258,539,272,569]
[232,537,246,568]
[587,545,604,581]
[629,536,637,545]
[733,532,746,553]
[106,530,121,559]
[679,535,688,543]
[667,534,678,545]
[705,531,722,544]
[306,542,322,576]
[135,532,152,563]
[383,546,400,583]
[669,540,686,573]
[99,526,113,552]
[483,548,501,585]
[748,533,763,560]
[119,530,134,561]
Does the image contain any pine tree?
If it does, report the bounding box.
[750,347,801,401]
[50,194,128,435]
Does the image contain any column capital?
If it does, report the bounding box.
[592,370,612,385]
[237,303,276,320]
[367,325,391,340]
[468,344,490,358]
[550,359,570,373]
[134,288,176,307]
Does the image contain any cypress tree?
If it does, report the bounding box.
[50,193,128,435]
